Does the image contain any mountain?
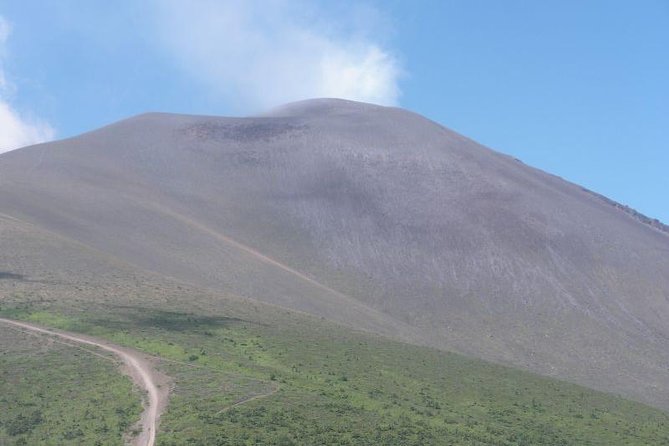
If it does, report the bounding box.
[1,98,668,410]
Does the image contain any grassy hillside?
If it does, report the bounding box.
[1,218,668,445]
[2,301,668,446]
[0,325,141,445]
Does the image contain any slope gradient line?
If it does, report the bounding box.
[146,201,403,328]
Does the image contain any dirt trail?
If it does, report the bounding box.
[0,318,169,446]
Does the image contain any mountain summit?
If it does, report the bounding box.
[1,99,668,409]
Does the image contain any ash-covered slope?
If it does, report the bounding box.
[1,98,668,409]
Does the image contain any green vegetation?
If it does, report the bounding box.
[2,303,669,445]
[0,325,141,445]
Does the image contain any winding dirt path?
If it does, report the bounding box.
[0,318,168,446]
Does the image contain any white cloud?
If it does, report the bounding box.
[0,16,54,154]
[0,102,54,154]
[152,0,403,111]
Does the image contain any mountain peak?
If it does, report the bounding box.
[1,96,669,411]
[261,97,396,117]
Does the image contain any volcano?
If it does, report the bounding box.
[1,98,668,409]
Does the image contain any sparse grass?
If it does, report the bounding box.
[0,326,142,445]
[2,304,669,445]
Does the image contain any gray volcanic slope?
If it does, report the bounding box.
[1,98,668,410]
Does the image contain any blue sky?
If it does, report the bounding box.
[0,0,667,222]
